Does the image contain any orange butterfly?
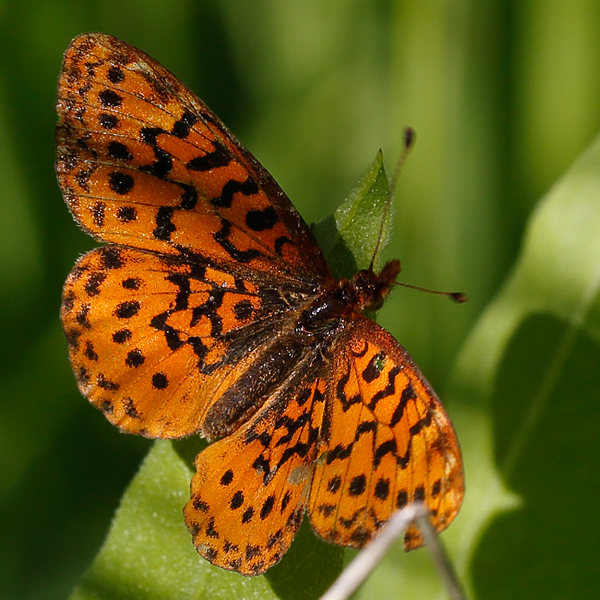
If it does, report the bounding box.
[57,33,464,576]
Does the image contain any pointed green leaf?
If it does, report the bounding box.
[313,150,392,279]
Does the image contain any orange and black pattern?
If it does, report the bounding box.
[57,33,464,576]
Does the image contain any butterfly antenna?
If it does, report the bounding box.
[369,127,415,272]
[397,281,467,304]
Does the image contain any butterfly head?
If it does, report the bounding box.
[352,259,401,312]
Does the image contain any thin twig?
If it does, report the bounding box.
[414,511,468,600]
[319,502,468,600]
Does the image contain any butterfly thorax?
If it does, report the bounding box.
[296,259,400,338]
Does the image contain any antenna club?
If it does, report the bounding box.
[450,292,468,304]
[404,127,415,149]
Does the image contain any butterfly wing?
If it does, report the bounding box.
[309,316,464,549]
[56,33,328,284]
[184,360,326,575]
[61,245,319,438]
[57,33,332,438]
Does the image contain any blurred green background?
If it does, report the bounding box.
[2,1,600,599]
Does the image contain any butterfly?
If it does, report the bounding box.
[57,33,464,576]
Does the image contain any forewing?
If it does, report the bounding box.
[61,246,313,438]
[56,33,328,283]
[184,373,326,575]
[309,317,464,549]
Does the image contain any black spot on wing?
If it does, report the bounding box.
[108,171,134,195]
[108,141,132,160]
[211,177,259,209]
[117,206,137,222]
[91,201,105,227]
[193,498,209,512]
[414,485,425,502]
[76,304,91,328]
[122,277,141,290]
[139,127,172,178]
[245,206,278,232]
[362,352,385,383]
[348,475,366,497]
[112,329,131,344]
[99,113,118,129]
[242,507,254,523]
[214,218,261,263]
[327,476,341,494]
[84,272,106,296]
[374,478,390,500]
[75,168,92,192]
[99,89,122,107]
[97,373,119,391]
[153,206,176,240]
[220,470,234,486]
[125,349,145,367]
[172,109,198,139]
[151,372,168,389]
[396,489,408,508]
[115,301,140,319]
[260,496,275,520]
[187,139,230,171]
[100,247,123,269]
[230,491,244,509]
[389,380,417,426]
[107,66,124,83]
[84,341,98,361]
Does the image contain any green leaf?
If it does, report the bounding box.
[446,130,600,598]
[312,150,391,279]
[69,441,276,600]
[69,438,344,600]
